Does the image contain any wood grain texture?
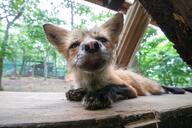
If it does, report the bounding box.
[114,1,150,67]
[0,92,192,128]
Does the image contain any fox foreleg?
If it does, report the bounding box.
[66,84,137,110]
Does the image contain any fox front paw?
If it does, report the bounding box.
[82,92,113,110]
[66,88,87,101]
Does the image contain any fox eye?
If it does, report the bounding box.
[69,41,80,49]
[95,37,108,43]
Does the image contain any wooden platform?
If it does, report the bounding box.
[0,92,192,128]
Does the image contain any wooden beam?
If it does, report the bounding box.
[113,1,150,67]
[138,0,192,67]
[84,0,131,13]
[83,0,157,26]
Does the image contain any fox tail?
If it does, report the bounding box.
[162,86,192,94]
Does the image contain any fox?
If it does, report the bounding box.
[43,13,191,110]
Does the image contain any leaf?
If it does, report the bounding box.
[10,0,24,10]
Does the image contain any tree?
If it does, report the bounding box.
[0,0,29,90]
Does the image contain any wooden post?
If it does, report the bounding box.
[113,1,150,68]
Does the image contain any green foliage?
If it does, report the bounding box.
[90,12,112,23]
[10,0,24,10]
[60,0,113,29]
[0,0,24,20]
[3,0,63,62]
[136,26,192,87]
[62,0,91,15]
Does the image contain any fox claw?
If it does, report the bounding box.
[66,88,87,101]
[82,92,113,110]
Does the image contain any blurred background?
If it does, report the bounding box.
[0,0,191,92]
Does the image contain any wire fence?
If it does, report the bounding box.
[3,61,67,79]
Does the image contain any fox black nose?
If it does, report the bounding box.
[84,41,101,53]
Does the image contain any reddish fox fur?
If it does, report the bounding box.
[43,13,165,109]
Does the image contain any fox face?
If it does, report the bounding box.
[68,29,111,72]
[43,13,123,73]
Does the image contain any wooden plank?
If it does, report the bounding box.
[0,92,192,128]
[114,1,150,67]
[84,0,131,13]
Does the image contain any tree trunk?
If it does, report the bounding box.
[70,0,74,29]
[44,60,48,80]
[13,58,17,77]
[44,49,49,80]
[0,24,10,90]
[0,57,3,90]
[54,54,57,77]
[19,59,25,76]
[32,65,35,77]
[19,50,26,76]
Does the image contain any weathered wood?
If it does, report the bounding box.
[114,1,150,67]
[138,0,192,67]
[0,92,192,128]
[84,0,131,13]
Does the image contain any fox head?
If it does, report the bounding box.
[43,13,123,73]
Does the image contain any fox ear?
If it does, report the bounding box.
[43,24,69,54]
[100,13,124,39]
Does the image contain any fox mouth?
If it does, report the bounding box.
[73,54,109,72]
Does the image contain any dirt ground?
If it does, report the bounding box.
[2,77,77,92]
